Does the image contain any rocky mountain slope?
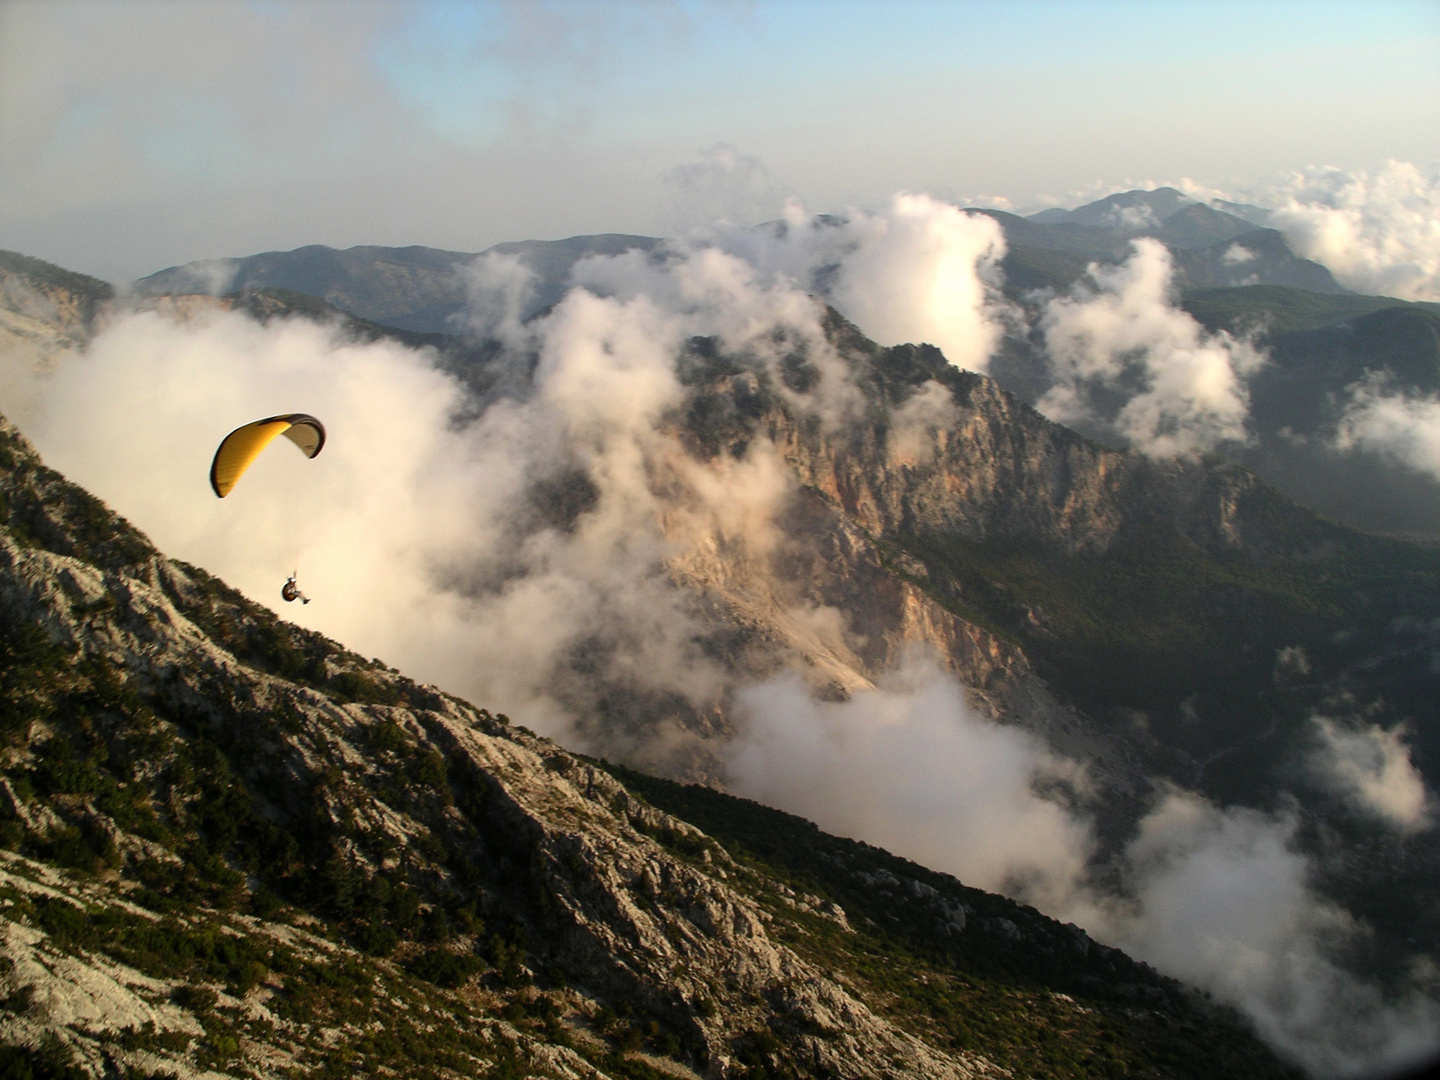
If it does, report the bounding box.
[5,242,1440,1074]
[0,416,1299,1079]
[9,245,1440,971]
[0,253,112,376]
[981,188,1344,297]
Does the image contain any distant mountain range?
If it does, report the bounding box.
[984,187,1342,298]
[133,234,660,335]
[130,190,1339,337]
[4,215,1440,1075]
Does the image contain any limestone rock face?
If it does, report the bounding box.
[641,329,1287,790]
[0,264,1306,1077]
[0,414,1010,1078]
[0,253,113,404]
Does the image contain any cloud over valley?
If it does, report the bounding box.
[3,0,1439,1071]
[5,180,1440,1076]
[1035,238,1266,458]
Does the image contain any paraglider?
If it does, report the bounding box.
[210,413,326,601]
[281,573,310,605]
[209,413,325,498]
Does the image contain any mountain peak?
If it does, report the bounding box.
[1031,186,1195,229]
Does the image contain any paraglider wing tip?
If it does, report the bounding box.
[209,453,227,497]
[281,414,326,458]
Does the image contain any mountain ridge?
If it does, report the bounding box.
[0,413,1301,1079]
[4,244,1440,1075]
[132,235,662,336]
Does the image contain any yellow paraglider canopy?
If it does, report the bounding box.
[209,413,326,498]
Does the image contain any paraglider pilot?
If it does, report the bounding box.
[208,413,326,607]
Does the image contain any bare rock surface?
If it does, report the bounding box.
[0,414,1023,1078]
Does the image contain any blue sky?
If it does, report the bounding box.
[1,0,1436,280]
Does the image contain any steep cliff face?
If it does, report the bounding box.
[645,316,1356,793]
[0,416,1298,1079]
[757,327,1327,563]
[0,253,112,377]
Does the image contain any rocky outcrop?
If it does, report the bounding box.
[0,414,1022,1078]
[0,223,1328,1079]
[0,252,112,380]
[765,344,1329,562]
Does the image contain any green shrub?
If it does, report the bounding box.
[171,985,218,1013]
[405,948,484,989]
[0,1039,87,1080]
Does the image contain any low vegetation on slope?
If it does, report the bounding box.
[0,415,1303,1078]
[605,765,1298,1080]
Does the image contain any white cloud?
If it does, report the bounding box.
[725,658,1092,912]
[820,194,1009,375]
[1310,717,1431,831]
[662,143,791,232]
[1106,202,1160,230]
[1274,645,1311,679]
[708,192,1011,375]
[725,660,1440,1079]
[454,251,540,341]
[1335,377,1440,481]
[1095,791,1440,1079]
[887,379,960,465]
[1265,161,1440,301]
[1036,238,1266,458]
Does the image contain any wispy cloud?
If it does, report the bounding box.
[725,661,1440,1079]
[662,143,792,232]
[726,657,1093,913]
[1096,790,1440,1077]
[1035,238,1266,458]
[1310,717,1431,831]
[1335,376,1440,481]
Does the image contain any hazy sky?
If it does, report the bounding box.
[2,0,1437,282]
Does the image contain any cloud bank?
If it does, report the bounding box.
[1266,161,1440,302]
[1335,377,1440,483]
[4,186,1436,1077]
[703,193,1010,375]
[814,194,1009,376]
[727,667,1440,1078]
[1309,717,1431,831]
[1097,791,1440,1077]
[726,659,1092,913]
[1035,238,1266,458]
